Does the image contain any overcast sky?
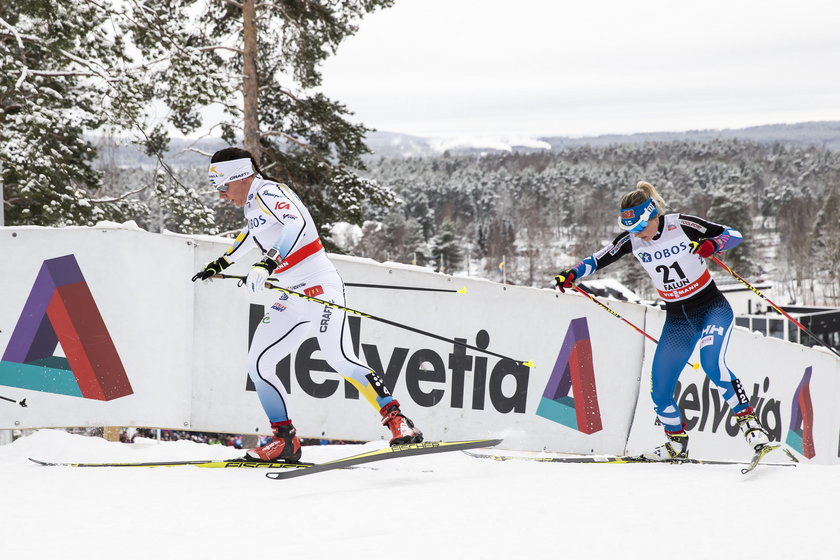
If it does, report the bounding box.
[319,0,840,138]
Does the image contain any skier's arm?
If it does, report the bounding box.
[570,232,634,279]
[220,227,256,264]
[555,233,632,291]
[191,226,254,281]
[255,188,307,261]
[242,185,310,293]
[680,214,742,256]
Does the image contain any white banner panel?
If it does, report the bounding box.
[0,224,194,430]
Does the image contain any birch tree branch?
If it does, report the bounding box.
[90,184,150,203]
[0,16,25,49]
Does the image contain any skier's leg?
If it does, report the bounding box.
[247,313,309,424]
[694,299,751,411]
[695,298,770,449]
[314,281,423,444]
[642,312,697,460]
[313,282,395,409]
[650,313,698,432]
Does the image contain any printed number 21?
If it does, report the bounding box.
[656,262,686,284]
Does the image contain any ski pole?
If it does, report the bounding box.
[344,282,467,294]
[0,394,27,407]
[710,256,840,359]
[570,284,701,371]
[213,274,534,368]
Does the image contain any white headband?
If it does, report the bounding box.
[208,158,254,187]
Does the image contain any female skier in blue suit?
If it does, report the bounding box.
[555,181,771,460]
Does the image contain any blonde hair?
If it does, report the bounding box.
[620,181,666,212]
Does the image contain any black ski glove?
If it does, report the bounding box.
[192,257,231,282]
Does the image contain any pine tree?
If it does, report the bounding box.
[810,182,840,303]
[353,212,428,265]
[0,1,144,226]
[0,0,221,231]
[431,220,464,274]
[2,0,396,235]
[129,0,398,238]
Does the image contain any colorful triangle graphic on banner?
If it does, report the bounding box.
[786,366,815,459]
[536,317,603,434]
[0,254,132,400]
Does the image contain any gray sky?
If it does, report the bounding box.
[319,0,840,138]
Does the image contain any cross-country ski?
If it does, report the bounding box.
[28,457,315,469]
[463,449,799,472]
[27,438,502,476]
[266,439,503,480]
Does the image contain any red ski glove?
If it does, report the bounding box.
[689,239,718,258]
[554,269,577,293]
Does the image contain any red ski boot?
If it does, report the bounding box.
[380,401,423,445]
[246,421,302,463]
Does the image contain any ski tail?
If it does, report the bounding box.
[740,443,800,474]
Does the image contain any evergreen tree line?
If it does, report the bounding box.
[352,139,840,306]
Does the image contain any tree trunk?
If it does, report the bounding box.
[242,0,261,163]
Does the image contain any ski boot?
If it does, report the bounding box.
[735,407,771,451]
[641,429,689,461]
[380,401,423,445]
[246,421,302,463]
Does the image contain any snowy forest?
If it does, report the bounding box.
[342,139,840,306]
[85,136,840,307]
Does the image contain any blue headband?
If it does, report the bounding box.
[618,197,658,233]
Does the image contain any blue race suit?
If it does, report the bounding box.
[568,213,750,432]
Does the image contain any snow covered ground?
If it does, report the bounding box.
[1,430,837,560]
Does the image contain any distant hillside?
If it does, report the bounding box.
[540,121,840,151]
[92,136,229,169]
[92,121,840,167]
[364,121,840,158]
